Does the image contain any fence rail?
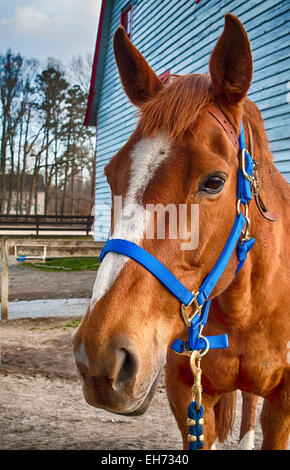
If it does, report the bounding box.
[0,214,94,236]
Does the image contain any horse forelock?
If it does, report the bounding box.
[138,73,213,142]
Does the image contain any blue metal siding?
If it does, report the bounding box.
[93,0,290,241]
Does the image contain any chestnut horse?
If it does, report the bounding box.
[73,14,289,450]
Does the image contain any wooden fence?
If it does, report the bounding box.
[0,214,94,236]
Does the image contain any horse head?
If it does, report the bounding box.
[73,14,254,415]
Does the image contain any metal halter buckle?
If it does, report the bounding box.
[236,199,251,243]
[197,324,210,358]
[181,291,202,328]
[239,148,255,184]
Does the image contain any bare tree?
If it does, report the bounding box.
[36,62,69,214]
[68,53,93,94]
[0,50,23,212]
[0,50,96,216]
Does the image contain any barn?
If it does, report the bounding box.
[85,0,290,241]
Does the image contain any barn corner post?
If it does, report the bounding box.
[1,237,9,321]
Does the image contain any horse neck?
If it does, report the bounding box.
[216,134,290,329]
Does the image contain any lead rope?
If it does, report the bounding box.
[173,307,209,450]
[187,351,205,449]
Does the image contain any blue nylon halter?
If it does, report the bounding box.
[99,120,255,354]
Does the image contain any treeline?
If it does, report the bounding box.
[0,49,95,216]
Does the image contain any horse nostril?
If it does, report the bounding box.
[77,336,140,396]
[114,347,139,388]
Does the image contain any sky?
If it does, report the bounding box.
[0,0,102,66]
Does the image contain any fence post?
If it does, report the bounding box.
[1,238,9,320]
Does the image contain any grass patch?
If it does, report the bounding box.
[64,318,82,328]
[23,257,100,272]
[48,318,82,330]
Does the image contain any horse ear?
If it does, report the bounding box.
[209,14,252,104]
[113,26,163,107]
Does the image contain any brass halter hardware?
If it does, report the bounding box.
[181,291,202,328]
[239,148,255,184]
[189,350,203,410]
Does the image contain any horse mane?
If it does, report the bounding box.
[242,97,273,163]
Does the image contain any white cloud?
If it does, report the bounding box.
[6,6,52,34]
[0,0,102,62]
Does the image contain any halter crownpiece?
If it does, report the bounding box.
[99,106,273,449]
[208,104,240,151]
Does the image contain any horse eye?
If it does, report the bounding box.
[200,175,225,194]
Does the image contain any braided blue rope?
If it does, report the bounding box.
[188,401,204,450]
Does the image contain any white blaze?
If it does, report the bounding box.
[90,133,170,309]
[237,430,255,450]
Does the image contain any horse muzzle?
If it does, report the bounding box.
[74,334,163,415]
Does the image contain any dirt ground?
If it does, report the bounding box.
[0,257,266,450]
[0,315,267,451]
[3,256,97,300]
